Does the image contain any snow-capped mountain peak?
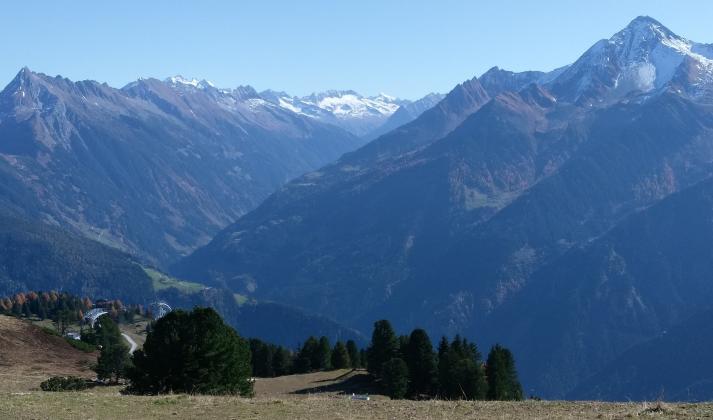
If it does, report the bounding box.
[165,75,215,90]
[551,16,713,102]
[259,89,410,136]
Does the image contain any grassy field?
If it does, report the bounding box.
[3,315,713,419]
[145,267,206,294]
[2,390,713,420]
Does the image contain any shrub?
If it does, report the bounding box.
[65,338,96,353]
[40,376,89,392]
[40,326,60,337]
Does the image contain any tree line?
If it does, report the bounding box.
[248,336,364,378]
[367,320,522,400]
[0,290,153,332]
[249,319,522,401]
[8,291,523,400]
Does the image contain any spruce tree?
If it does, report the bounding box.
[346,340,360,368]
[381,358,409,399]
[331,341,351,369]
[317,336,332,370]
[437,336,449,360]
[405,328,437,397]
[272,346,293,376]
[398,335,409,358]
[295,336,319,373]
[486,344,523,401]
[92,316,130,383]
[126,307,252,395]
[249,339,275,377]
[367,320,399,377]
[438,336,487,400]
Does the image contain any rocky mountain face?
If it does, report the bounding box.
[361,93,446,141]
[0,69,363,267]
[174,17,713,398]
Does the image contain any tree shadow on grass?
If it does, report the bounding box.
[292,370,381,395]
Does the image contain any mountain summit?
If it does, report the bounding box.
[551,16,713,102]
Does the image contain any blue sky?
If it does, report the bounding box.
[2,0,712,99]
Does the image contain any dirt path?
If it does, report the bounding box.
[121,333,137,354]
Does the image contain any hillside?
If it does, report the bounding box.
[0,315,95,392]
[0,211,153,302]
[568,307,713,402]
[173,17,713,398]
[0,69,362,266]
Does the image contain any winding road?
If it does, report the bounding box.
[121,333,138,354]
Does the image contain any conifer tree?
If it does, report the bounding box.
[367,320,399,377]
[92,316,130,383]
[272,346,293,376]
[486,344,523,401]
[438,336,487,400]
[317,336,332,370]
[126,308,252,395]
[294,336,319,373]
[331,341,351,369]
[381,358,409,399]
[437,336,449,360]
[346,340,360,368]
[249,339,275,377]
[405,328,438,396]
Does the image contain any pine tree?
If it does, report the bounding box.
[92,316,130,383]
[346,340,360,368]
[317,336,332,370]
[381,358,409,399]
[367,320,399,378]
[486,344,523,401]
[126,307,252,396]
[331,341,351,369]
[250,339,275,377]
[398,335,410,358]
[294,337,319,373]
[437,336,449,360]
[272,346,293,376]
[438,336,487,400]
[405,328,437,397]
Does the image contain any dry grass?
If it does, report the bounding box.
[0,315,96,392]
[254,369,380,398]
[2,392,713,420]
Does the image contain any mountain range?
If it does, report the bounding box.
[174,16,713,399]
[0,69,367,267]
[2,15,713,400]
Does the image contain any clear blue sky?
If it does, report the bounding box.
[2,0,712,99]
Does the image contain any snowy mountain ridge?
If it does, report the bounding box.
[260,89,417,136]
[551,16,713,102]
